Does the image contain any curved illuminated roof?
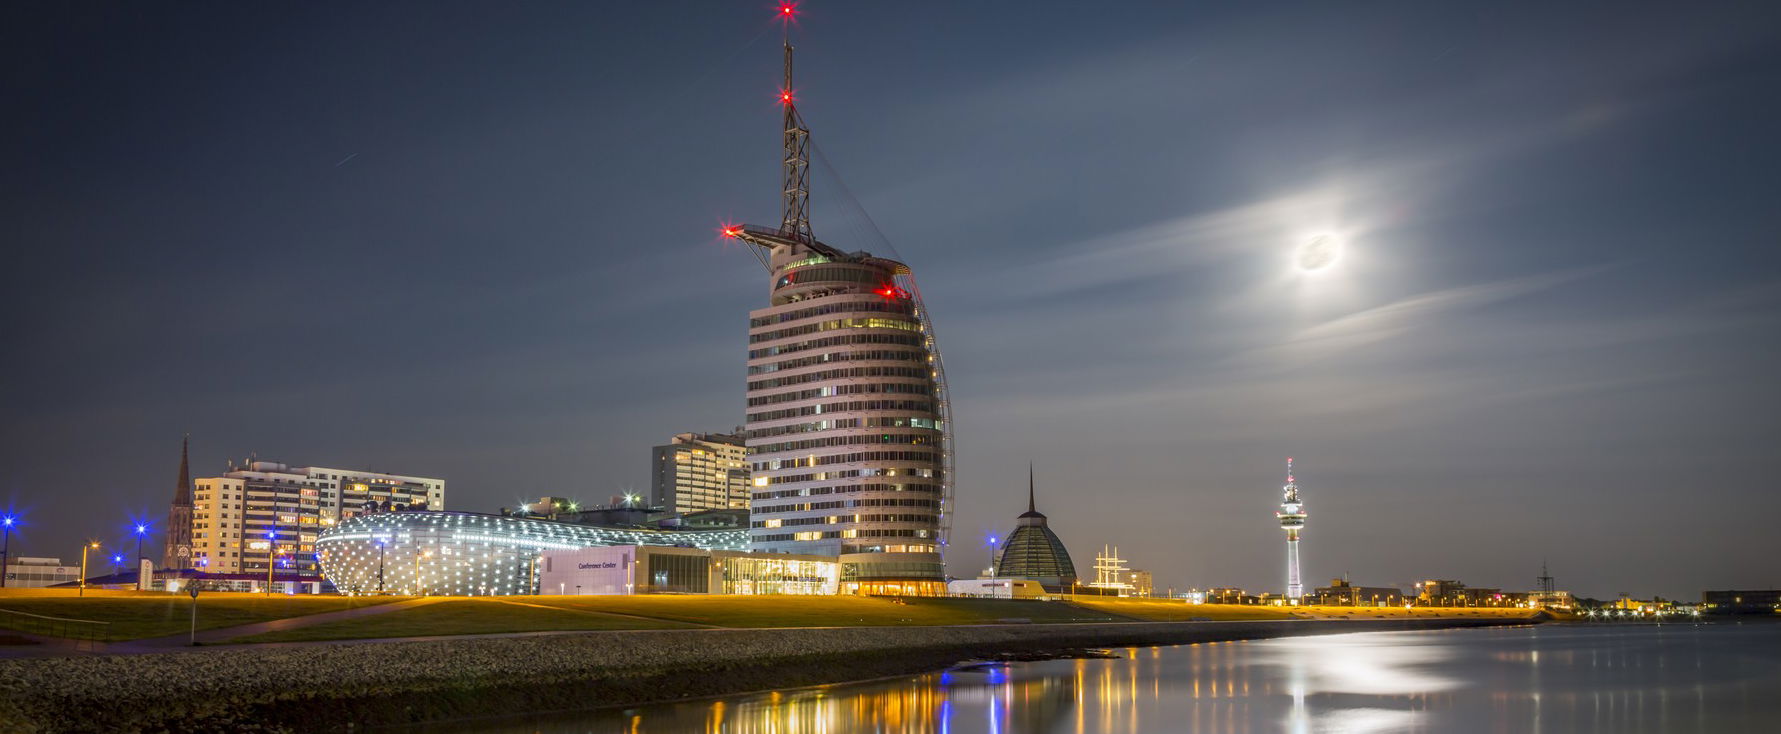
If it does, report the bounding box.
[317,510,749,553]
[315,511,749,596]
[993,468,1077,590]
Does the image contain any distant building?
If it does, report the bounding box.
[1701,589,1781,614]
[1415,579,1504,606]
[162,436,194,570]
[651,432,751,513]
[1,557,78,589]
[993,468,1078,592]
[192,460,444,577]
[1311,578,1404,606]
[948,578,1048,599]
[1125,569,1155,598]
[1206,587,1252,604]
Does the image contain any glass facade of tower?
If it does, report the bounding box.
[746,251,948,595]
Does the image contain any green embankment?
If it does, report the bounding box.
[0,589,399,641]
[2,588,1541,645]
[232,595,1140,643]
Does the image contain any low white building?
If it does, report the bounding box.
[1,557,77,589]
[947,577,1048,599]
[540,545,838,596]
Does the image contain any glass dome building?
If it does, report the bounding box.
[993,469,1078,591]
[316,511,747,596]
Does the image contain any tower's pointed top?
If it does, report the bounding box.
[1282,456,1301,504]
[173,434,192,506]
[1018,463,1046,521]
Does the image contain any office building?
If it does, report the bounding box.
[650,432,750,513]
[726,41,951,595]
[191,459,444,577]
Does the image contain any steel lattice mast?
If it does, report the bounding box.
[1276,457,1308,601]
[780,41,812,244]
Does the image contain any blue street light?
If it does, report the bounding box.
[133,522,150,563]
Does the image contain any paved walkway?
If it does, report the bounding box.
[0,597,445,658]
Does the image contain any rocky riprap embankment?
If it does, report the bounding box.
[0,617,1528,733]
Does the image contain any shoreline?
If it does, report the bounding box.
[0,617,1534,733]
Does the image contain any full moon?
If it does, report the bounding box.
[1296,234,1341,272]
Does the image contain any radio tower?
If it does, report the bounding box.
[1276,457,1308,602]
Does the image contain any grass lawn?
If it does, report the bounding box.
[1292,605,1539,620]
[229,598,701,643]
[522,595,1142,628]
[1070,599,1296,622]
[1071,599,1538,622]
[0,589,401,641]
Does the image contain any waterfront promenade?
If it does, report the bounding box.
[0,615,1533,733]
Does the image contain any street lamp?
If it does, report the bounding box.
[264,529,276,595]
[79,541,100,596]
[0,515,15,589]
[134,523,149,562]
[414,549,432,596]
[133,522,150,591]
[374,536,389,594]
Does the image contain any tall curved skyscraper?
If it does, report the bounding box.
[728,39,952,596]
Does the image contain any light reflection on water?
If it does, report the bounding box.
[413,624,1781,733]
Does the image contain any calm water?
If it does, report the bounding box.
[420,623,1781,733]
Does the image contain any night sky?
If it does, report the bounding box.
[4,2,1779,599]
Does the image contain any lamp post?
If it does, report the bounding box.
[375,537,388,594]
[133,522,150,591]
[1,515,15,589]
[986,535,999,578]
[264,529,276,595]
[79,541,100,596]
[414,549,432,596]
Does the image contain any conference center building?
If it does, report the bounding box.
[316,511,747,596]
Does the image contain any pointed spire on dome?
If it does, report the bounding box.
[1028,462,1036,514]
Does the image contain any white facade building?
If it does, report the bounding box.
[539,545,839,596]
[1,557,78,589]
[192,460,443,577]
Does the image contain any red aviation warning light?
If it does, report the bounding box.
[719,223,744,239]
[778,3,798,19]
[779,89,795,105]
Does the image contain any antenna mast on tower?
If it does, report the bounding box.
[779,5,812,244]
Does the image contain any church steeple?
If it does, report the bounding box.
[163,434,194,570]
[173,434,191,507]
